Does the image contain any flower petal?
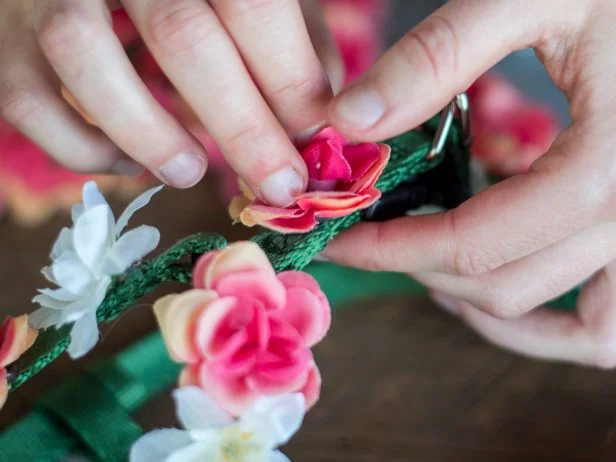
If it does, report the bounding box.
[115,185,163,236]
[130,429,194,462]
[51,254,95,295]
[347,143,390,194]
[215,272,286,312]
[270,450,292,462]
[0,315,38,367]
[296,190,376,218]
[173,386,233,431]
[242,393,305,447]
[28,307,65,329]
[71,204,85,224]
[100,225,160,275]
[41,266,57,285]
[82,181,109,210]
[154,291,219,363]
[298,363,321,411]
[235,203,318,233]
[67,310,99,359]
[198,242,274,289]
[198,363,260,417]
[193,296,247,360]
[51,228,74,260]
[167,442,216,462]
[343,142,381,181]
[32,293,70,310]
[277,272,331,347]
[73,205,114,270]
[61,277,111,324]
[35,287,81,303]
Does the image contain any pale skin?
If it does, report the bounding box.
[2,0,616,367]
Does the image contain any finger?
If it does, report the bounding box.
[124,0,309,207]
[210,0,335,140]
[414,222,616,318]
[34,0,207,188]
[429,260,616,368]
[0,39,139,174]
[299,0,345,95]
[323,128,607,276]
[328,0,583,139]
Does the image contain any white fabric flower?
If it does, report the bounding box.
[30,182,163,359]
[130,387,305,462]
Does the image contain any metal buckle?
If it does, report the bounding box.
[426,93,472,160]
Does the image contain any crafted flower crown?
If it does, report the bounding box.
[0,103,575,462]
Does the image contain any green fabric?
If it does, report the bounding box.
[9,122,457,393]
[0,332,180,462]
[38,374,143,462]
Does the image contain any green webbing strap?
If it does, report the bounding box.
[38,374,143,462]
[0,332,180,462]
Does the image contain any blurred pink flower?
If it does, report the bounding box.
[468,74,560,177]
[230,128,390,233]
[154,242,331,416]
[0,315,38,410]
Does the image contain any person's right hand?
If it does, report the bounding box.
[324,0,616,368]
[0,0,342,207]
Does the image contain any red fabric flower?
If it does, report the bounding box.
[230,128,390,233]
[0,315,38,409]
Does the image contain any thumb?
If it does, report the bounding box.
[328,0,569,141]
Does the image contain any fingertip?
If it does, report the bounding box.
[257,166,306,208]
[156,151,208,189]
[329,83,387,136]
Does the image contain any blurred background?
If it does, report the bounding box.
[2,1,616,461]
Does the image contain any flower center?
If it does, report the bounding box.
[216,426,266,462]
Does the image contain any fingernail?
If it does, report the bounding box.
[259,167,305,207]
[158,152,206,188]
[295,121,326,147]
[111,159,145,176]
[333,85,385,130]
[430,292,460,316]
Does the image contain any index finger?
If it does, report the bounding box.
[323,130,607,276]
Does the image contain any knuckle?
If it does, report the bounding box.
[226,123,270,151]
[269,74,324,103]
[147,0,214,54]
[442,212,500,277]
[400,15,459,84]
[37,7,100,69]
[0,86,43,125]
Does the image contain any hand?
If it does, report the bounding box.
[324,0,616,368]
[0,0,342,206]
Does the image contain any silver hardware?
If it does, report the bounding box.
[427,93,472,160]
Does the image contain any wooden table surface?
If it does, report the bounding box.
[1,181,616,461]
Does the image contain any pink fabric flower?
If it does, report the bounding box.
[468,74,560,177]
[0,315,38,410]
[154,242,331,416]
[230,128,390,233]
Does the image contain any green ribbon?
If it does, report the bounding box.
[0,332,179,462]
